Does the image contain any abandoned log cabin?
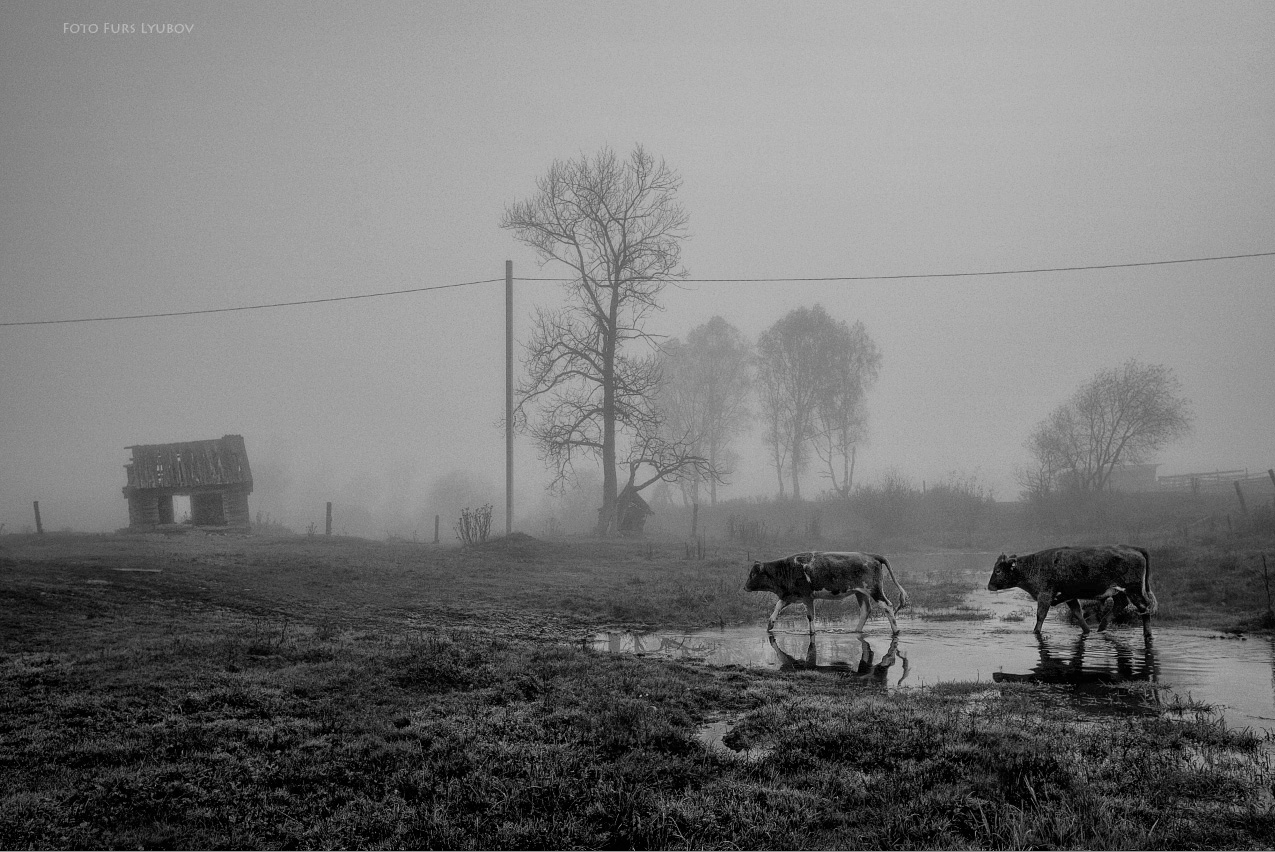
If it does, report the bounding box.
[122,434,253,529]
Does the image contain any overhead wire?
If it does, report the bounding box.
[2,251,1272,327]
[516,251,1275,282]
[0,278,503,327]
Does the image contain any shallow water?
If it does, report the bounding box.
[588,551,1275,735]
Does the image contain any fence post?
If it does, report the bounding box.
[325,502,332,536]
[434,514,440,544]
[33,501,43,535]
[1235,481,1249,515]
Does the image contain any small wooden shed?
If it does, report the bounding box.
[122,434,253,529]
[615,485,653,536]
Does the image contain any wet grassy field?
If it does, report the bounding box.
[2,532,1274,848]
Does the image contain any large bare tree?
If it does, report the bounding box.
[502,145,709,534]
[757,305,880,500]
[658,316,753,506]
[1023,359,1193,495]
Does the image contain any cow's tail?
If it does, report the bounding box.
[877,555,909,612]
[1135,546,1158,615]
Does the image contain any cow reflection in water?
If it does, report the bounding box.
[768,634,910,687]
[993,632,1162,711]
[599,634,710,656]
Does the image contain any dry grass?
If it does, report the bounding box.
[2,532,1273,848]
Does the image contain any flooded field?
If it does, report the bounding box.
[588,551,1275,735]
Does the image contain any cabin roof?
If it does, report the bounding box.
[124,434,252,490]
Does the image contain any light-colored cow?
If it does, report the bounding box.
[745,551,909,634]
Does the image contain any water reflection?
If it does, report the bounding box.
[586,550,1275,735]
[992,632,1162,714]
[768,633,910,687]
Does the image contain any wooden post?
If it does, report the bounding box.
[325,502,332,536]
[33,501,43,535]
[1234,481,1248,515]
[434,514,440,544]
[506,259,513,537]
[1261,554,1273,618]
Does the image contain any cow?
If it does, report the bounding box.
[986,544,1157,638]
[745,551,909,634]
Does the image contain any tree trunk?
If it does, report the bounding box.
[708,435,717,505]
[790,437,802,501]
[595,290,620,536]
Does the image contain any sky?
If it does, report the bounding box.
[2,1,1273,535]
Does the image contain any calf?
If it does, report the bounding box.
[987,545,1156,637]
[745,551,909,634]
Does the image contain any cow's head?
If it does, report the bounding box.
[987,553,1020,591]
[745,560,772,593]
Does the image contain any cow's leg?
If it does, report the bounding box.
[871,587,901,635]
[804,594,816,634]
[1097,597,1115,632]
[850,591,872,632]
[1123,589,1154,639]
[767,597,788,632]
[1033,592,1054,635]
[1065,598,1091,634]
[1132,596,1154,639]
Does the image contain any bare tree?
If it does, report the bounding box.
[757,305,879,500]
[811,320,881,498]
[1024,359,1193,495]
[502,145,707,534]
[658,317,753,506]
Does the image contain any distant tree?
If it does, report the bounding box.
[811,320,881,498]
[1022,359,1193,496]
[502,145,715,534]
[658,317,753,506]
[757,305,880,500]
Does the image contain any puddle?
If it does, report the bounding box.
[588,552,1275,736]
[694,719,773,762]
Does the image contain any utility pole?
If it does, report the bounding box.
[506,260,513,536]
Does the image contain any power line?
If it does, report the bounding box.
[515,250,1275,282]
[3,250,1271,326]
[0,278,503,327]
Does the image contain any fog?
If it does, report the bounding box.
[3,2,1273,535]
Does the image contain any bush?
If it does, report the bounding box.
[454,505,493,546]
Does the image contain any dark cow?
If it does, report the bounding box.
[987,544,1157,637]
[745,551,909,634]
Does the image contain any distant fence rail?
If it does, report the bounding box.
[1157,469,1262,492]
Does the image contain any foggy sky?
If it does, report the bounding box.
[2,2,1273,534]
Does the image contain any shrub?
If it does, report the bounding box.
[454,504,493,546]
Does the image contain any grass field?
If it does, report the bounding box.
[3,531,1274,848]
